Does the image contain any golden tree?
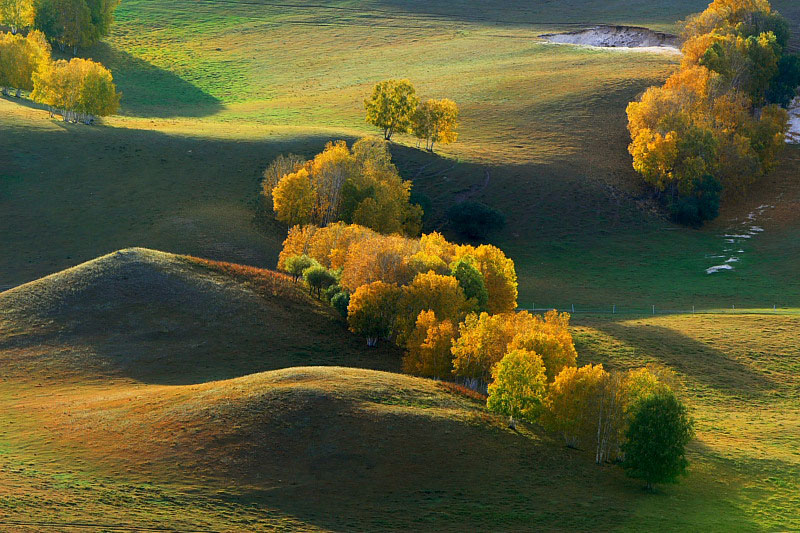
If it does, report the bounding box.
[487,348,547,428]
[272,168,315,226]
[402,310,456,379]
[0,0,34,34]
[364,79,418,140]
[347,281,402,346]
[413,98,459,152]
[395,271,469,344]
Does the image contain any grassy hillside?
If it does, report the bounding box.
[1,0,799,307]
[0,251,798,531]
[0,248,401,384]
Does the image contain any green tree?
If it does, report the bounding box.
[282,254,320,282]
[487,349,547,429]
[450,257,489,312]
[622,392,694,490]
[303,265,337,298]
[364,79,418,141]
[331,291,350,318]
[33,0,118,52]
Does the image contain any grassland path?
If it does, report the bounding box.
[454,168,491,203]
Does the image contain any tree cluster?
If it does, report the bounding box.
[277,223,518,342]
[32,55,120,122]
[263,138,423,235]
[364,79,459,152]
[627,0,799,225]
[0,0,120,53]
[0,29,48,96]
[496,357,694,488]
[0,27,118,122]
[278,222,693,489]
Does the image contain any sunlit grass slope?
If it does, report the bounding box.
[2,0,799,306]
[0,252,798,530]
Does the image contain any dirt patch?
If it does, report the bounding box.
[541,25,680,52]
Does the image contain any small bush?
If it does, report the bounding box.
[331,291,350,318]
[447,201,505,240]
[303,265,337,298]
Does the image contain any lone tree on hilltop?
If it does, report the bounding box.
[364,79,418,141]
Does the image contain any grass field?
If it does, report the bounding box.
[1,1,799,529]
[0,251,797,531]
[2,0,799,307]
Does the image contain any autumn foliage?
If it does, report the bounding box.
[365,79,460,152]
[626,0,798,225]
[264,138,423,234]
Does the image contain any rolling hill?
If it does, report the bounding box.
[1,250,798,531]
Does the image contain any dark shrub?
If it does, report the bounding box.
[447,201,505,240]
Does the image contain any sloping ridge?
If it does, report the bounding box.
[0,248,399,383]
[36,365,598,531]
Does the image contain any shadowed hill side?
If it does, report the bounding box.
[0,249,400,384]
[3,365,762,532]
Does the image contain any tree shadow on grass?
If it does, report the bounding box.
[580,319,777,398]
[84,42,224,119]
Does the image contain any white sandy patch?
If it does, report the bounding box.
[706,264,734,274]
[540,25,680,54]
[787,96,800,144]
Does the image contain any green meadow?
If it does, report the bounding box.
[1,0,799,530]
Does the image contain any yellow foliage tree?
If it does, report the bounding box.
[32,57,120,123]
[0,0,34,34]
[402,310,456,379]
[272,168,315,226]
[395,271,469,345]
[486,348,547,428]
[509,310,578,382]
[544,364,607,448]
[347,281,402,346]
[0,30,50,96]
[458,244,518,314]
[364,79,418,140]
[450,311,531,385]
[413,98,459,152]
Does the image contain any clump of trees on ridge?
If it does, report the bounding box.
[262,138,424,235]
[627,0,800,226]
[277,222,693,489]
[365,79,459,152]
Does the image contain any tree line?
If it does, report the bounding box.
[262,138,424,235]
[365,79,459,152]
[278,223,693,489]
[0,0,120,54]
[0,28,120,122]
[627,0,800,225]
